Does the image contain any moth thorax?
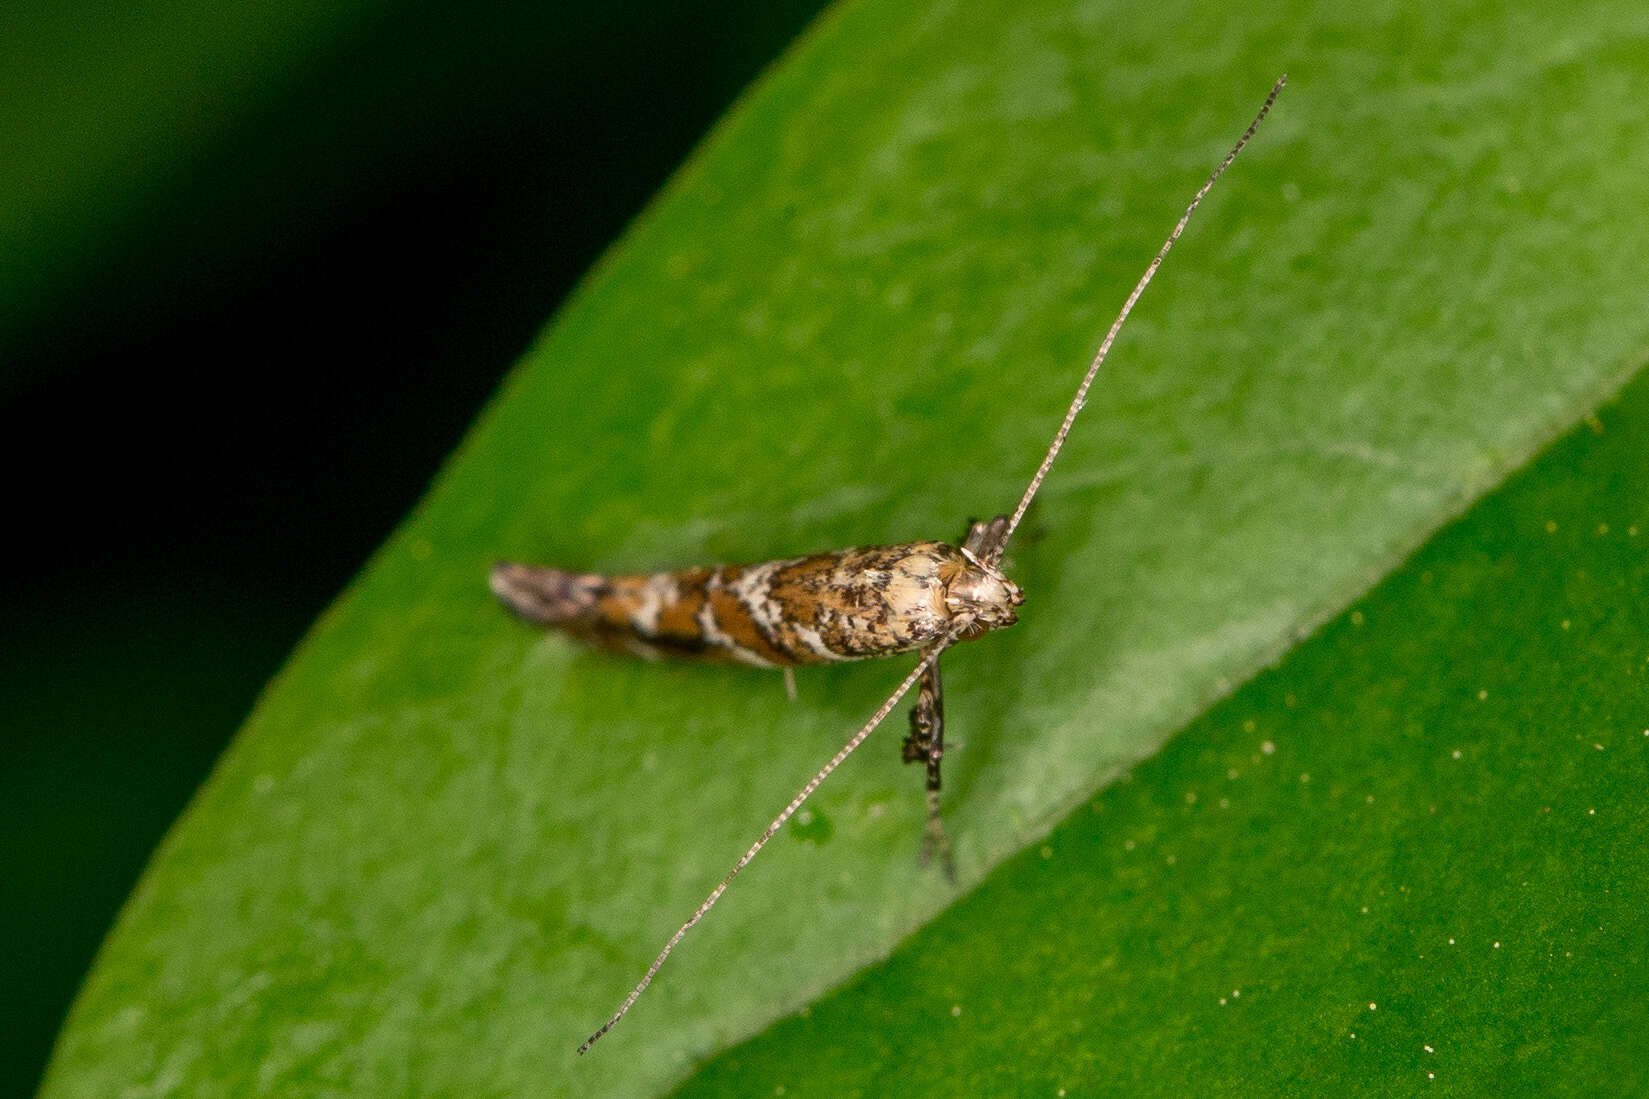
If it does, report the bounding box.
[941,557,1023,632]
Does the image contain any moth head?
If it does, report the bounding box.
[943,547,1024,633]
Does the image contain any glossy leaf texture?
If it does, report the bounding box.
[43,0,1649,1095]
[677,321,1649,1096]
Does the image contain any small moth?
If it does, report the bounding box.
[492,77,1285,1053]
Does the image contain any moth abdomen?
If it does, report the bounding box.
[488,562,607,627]
[490,561,722,663]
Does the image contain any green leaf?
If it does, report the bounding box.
[676,356,1649,1097]
[43,0,1649,1095]
[0,0,393,371]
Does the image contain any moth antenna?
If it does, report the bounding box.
[578,642,952,1053]
[989,74,1287,564]
[577,74,1287,1055]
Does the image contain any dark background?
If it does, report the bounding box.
[1,1,828,1090]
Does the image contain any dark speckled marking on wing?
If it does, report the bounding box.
[758,543,961,660]
[489,540,999,668]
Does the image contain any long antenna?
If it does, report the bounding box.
[577,74,1285,1053]
[578,643,949,1053]
[990,74,1286,565]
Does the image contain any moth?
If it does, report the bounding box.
[492,77,1285,1054]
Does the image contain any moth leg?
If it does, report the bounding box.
[782,666,797,702]
[962,514,1012,564]
[901,654,955,882]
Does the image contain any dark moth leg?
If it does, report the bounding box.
[901,654,953,881]
[899,516,1011,879]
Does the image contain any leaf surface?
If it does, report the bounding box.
[677,330,1649,1096]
